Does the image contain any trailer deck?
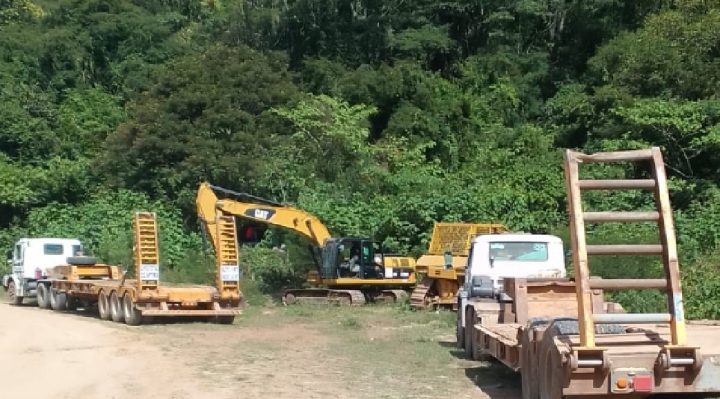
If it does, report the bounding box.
[35,212,242,325]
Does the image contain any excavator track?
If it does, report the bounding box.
[389,289,409,302]
[282,288,367,306]
[410,276,436,309]
[368,289,409,304]
[329,289,367,306]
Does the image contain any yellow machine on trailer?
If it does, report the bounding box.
[196,182,417,306]
[34,211,242,325]
[410,222,509,309]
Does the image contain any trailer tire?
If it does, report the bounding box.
[98,291,111,320]
[122,293,143,326]
[550,317,626,336]
[109,292,124,323]
[538,322,564,399]
[65,256,98,266]
[37,283,51,309]
[521,317,551,399]
[50,288,67,311]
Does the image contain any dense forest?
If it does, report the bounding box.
[2,0,720,318]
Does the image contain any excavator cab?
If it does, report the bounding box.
[320,238,385,280]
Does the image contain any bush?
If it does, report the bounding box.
[240,246,306,293]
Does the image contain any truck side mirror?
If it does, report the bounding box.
[6,249,12,261]
[489,256,495,268]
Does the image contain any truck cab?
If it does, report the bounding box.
[456,233,567,355]
[2,238,84,305]
[465,233,566,296]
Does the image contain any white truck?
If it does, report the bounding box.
[455,233,567,357]
[2,238,92,305]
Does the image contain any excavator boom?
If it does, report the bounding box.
[197,182,332,247]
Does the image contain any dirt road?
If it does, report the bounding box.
[0,303,239,399]
[0,298,519,399]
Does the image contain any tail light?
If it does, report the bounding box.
[35,268,42,279]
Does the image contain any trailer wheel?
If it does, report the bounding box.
[37,284,51,309]
[6,280,23,306]
[109,292,124,323]
[520,327,540,399]
[49,288,67,311]
[122,293,143,326]
[98,291,111,320]
[538,322,564,399]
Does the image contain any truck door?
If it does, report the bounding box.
[12,243,24,275]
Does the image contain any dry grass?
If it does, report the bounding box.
[136,296,521,399]
[1,283,521,398]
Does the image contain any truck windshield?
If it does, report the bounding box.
[43,244,65,255]
[489,242,548,262]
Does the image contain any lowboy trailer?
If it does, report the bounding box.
[33,211,241,326]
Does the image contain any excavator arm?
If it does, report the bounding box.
[196,182,333,249]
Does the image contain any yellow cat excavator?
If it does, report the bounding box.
[196,182,417,306]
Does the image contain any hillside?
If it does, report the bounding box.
[2,0,720,317]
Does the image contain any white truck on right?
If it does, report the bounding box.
[454,147,720,399]
[455,233,568,356]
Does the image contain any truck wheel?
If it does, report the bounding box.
[122,293,143,326]
[49,288,67,311]
[98,291,111,320]
[37,284,51,309]
[6,280,23,306]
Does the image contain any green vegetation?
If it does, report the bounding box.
[3,0,720,319]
